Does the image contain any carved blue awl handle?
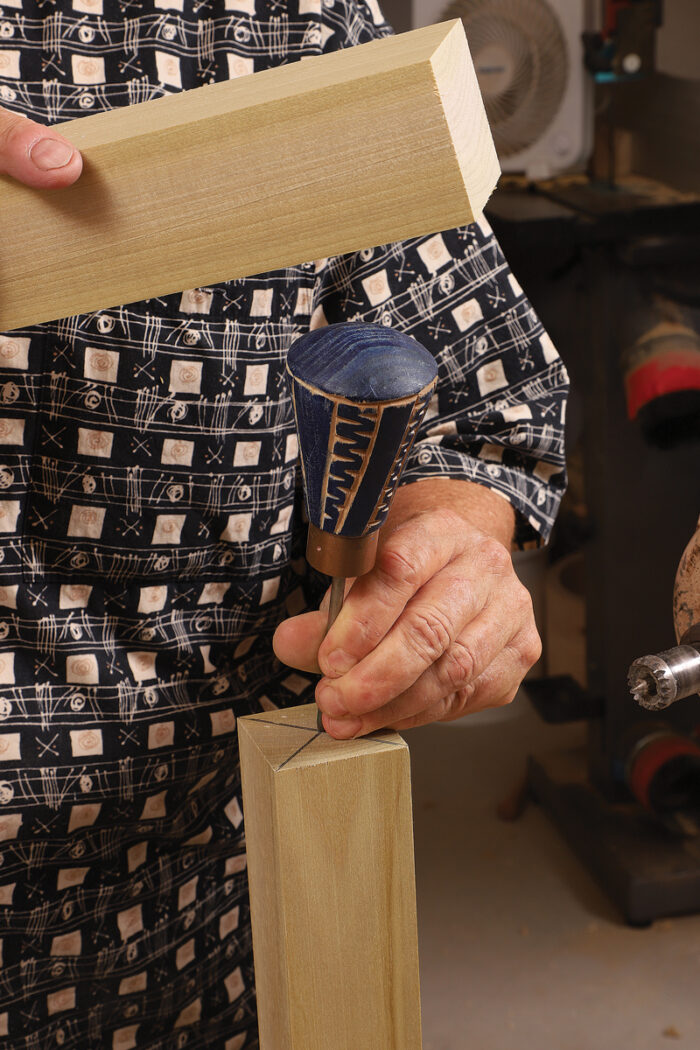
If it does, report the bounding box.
[287,322,438,581]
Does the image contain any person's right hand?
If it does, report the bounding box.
[0,106,82,188]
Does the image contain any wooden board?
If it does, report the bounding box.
[0,19,499,332]
[238,703,422,1050]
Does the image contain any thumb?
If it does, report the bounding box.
[272,578,356,672]
[0,107,82,189]
[272,609,327,674]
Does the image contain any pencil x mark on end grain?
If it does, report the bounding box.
[240,704,406,773]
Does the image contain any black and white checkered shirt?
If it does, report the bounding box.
[0,2,568,1046]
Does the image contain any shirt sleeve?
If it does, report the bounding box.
[309,216,569,548]
[310,0,569,547]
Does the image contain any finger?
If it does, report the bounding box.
[320,608,530,733]
[318,510,478,679]
[388,624,541,731]
[322,626,540,739]
[0,107,82,189]
[316,547,519,719]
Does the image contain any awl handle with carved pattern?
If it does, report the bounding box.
[287,321,438,637]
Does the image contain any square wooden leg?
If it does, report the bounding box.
[239,703,422,1050]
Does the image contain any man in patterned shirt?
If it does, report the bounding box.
[0,2,567,1046]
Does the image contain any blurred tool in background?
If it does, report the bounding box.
[629,518,700,712]
[621,299,700,447]
[583,0,662,83]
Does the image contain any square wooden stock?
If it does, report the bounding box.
[239,703,422,1050]
[1,19,498,330]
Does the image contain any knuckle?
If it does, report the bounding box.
[376,540,423,592]
[438,507,466,534]
[404,606,453,664]
[515,581,535,616]
[442,686,476,719]
[480,537,511,576]
[506,628,541,680]
[343,677,378,716]
[522,628,543,669]
[496,687,519,709]
[440,640,477,691]
[344,610,383,653]
[451,685,476,711]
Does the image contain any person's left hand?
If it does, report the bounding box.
[273,488,541,739]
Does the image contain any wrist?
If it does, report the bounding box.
[384,478,516,550]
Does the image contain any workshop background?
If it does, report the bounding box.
[379,2,700,1048]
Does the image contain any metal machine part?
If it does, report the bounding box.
[628,633,700,711]
[630,519,700,711]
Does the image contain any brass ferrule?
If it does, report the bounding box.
[306,524,378,579]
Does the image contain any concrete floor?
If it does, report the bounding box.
[410,697,700,1050]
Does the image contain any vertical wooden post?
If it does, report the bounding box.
[238,703,422,1050]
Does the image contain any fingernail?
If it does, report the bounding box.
[30,138,75,171]
[316,682,347,718]
[325,649,356,677]
[326,717,363,740]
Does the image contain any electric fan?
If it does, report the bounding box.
[439,0,593,178]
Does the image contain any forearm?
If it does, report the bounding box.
[385,478,516,550]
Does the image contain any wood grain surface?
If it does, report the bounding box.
[239,703,423,1050]
[1,19,499,331]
